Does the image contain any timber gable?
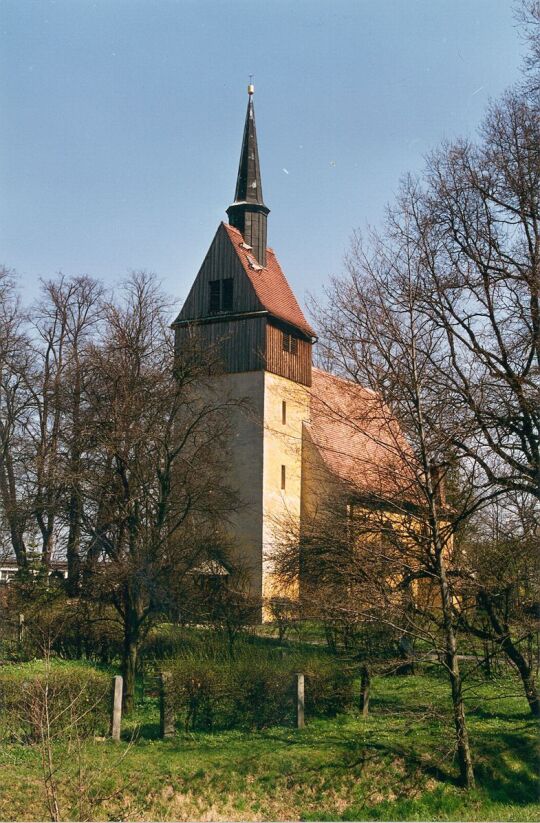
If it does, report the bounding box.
[173,222,263,325]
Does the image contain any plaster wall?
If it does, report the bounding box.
[209,371,265,596]
[300,427,347,529]
[201,370,310,607]
[261,372,310,601]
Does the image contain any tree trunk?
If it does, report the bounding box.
[518,666,540,718]
[38,521,54,569]
[66,374,82,596]
[227,626,236,660]
[7,517,27,569]
[0,447,27,568]
[324,623,337,654]
[66,490,81,596]
[435,530,475,788]
[482,635,492,679]
[397,634,415,675]
[447,657,475,788]
[360,663,370,716]
[479,591,540,717]
[122,626,139,715]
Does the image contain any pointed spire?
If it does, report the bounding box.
[227,85,270,266]
[233,86,265,205]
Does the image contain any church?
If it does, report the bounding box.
[173,87,410,606]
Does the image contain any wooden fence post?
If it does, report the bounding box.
[296,672,305,729]
[111,675,123,741]
[160,671,175,739]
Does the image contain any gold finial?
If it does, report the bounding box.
[248,75,254,95]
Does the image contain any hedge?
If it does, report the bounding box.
[166,655,354,731]
[0,663,111,743]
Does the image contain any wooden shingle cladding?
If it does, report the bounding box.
[175,316,266,374]
[265,320,312,386]
[175,224,261,322]
[174,316,312,386]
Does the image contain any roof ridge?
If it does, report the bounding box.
[312,367,375,394]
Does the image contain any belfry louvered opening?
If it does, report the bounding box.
[282,331,298,355]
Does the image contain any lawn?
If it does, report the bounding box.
[0,660,538,821]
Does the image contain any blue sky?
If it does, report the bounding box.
[0,0,524,313]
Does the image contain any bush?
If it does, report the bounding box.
[141,624,201,661]
[2,584,123,664]
[50,608,123,664]
[166,654,354,731]
[304,657,355,716]
[0,662,111,743]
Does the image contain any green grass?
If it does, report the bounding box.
[0,656,115,679]
[254,618,330,645]
[0,659,538,821]
[143,621,334,663]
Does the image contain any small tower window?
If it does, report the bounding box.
[209,280,221,312]
[281,465,286,490]
[209,278,234,313]
[222,278,234,311]
[282,332,298,354]
[282,401,287,425]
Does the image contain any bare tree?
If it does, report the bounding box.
[0,272,104,580]
[26,275,104,577]
[0,267,33,568]
[400,86,539,501]
[78,272,239,711]
[297,70,539,785]
[517,0,540,94]
[1,269,243,710]
[455,494,540,716]
[308,227,476,787]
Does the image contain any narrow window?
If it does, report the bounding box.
[209,280,221,313]
[290,336,298,355]
[282,400,287,425]
[281,465,286,490]
[222,278,234,311]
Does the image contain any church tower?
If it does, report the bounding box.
[173,87,316,605]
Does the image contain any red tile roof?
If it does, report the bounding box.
[308,368,418,502]
[223,222,316,338]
